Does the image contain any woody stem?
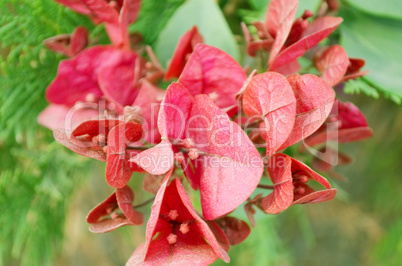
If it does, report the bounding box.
[126,145,155,151]
[133,197,155,209]
[257,184,274,189]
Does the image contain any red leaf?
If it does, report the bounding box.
[304,127,373,147]
[86,191,118,224]
[158,82,193,140]
[72,119,122,138]
[242,72,296,155]
[263,153,336,213]
[43,26,88,57]
[289,156,331,189]
[98,50,143,111]
[205,221,231,252]
[54,0,135,47]
[346,58,366,74]
[266,0,299,65]
[189,95,263,220]
[165,26,203,80]
[53,129,107,161]
[178,44,246,109]
[315,45,349,86]
[120,0,141,26]
[272,58,301,75]
[70,26,89,55]
[106,122,143,188]
[86,185,143,233]
[279,74,335,150]
[262,153,293,214]
[293,184,337,204]
[286,16,310,47]
[55,0,119,23]
[217,217,251,246]
[129,140,174,175]
[302,100,373,147]
[269,16,343,71]
[131,80,165,144]
[43,34,71,57]
[46,46,137,106]
[244,203,257,227]
[116,186,143,224]
[336,100,369,128]
[127,177,230,265]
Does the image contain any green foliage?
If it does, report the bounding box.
[0,1,97,265]
[0,137,92,266]
[340,8,402,105]
[212,216,291,266]
[372,218,402,265]
[0,1,95,142]
[344,0,402,20]
[130,0,185,45]
[343,78,380,100]
[155,0,240,67]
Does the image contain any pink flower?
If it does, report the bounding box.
[262,153,337,214]
[54,118,144,188]
[131,82,263,220]
[86,185,143,233]
[127,175,230,265]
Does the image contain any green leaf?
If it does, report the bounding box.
[249,0,270,11]
[155,0,239,67]
[130,0,184,45]
[344,0,402,20]
[295,0,321,18]
[340,10,402,104]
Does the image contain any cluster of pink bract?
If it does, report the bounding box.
[39,0,373,265]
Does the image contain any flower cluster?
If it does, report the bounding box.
[39,0,373,264]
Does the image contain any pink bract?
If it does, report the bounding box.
[127,176,230,265]
[178,44,247,109]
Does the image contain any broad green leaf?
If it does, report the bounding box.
[249,0,270,10]
[155,0,239,67]
[344,0,402,20]
[130,0,184,44]
[340,10,402,104]
[294,0,321,18]
[254,0,321,20]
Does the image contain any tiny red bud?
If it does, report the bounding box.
[168,210,179,220]
[93,134,107,146]
[179,222,190,234]
[183,138,194,149]
[145,62,153,69]
[174,152,185,164]
[295,187,305,195]
[188,148,199,160]
[167,233,177,245]
[302,10,314,20]
[294,174,309,183]
[85,93,97,103]
[208,92,219,101]
[106,206,115,214]
[111,213,119,219]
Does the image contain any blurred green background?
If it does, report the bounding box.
[1,0,401,265]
